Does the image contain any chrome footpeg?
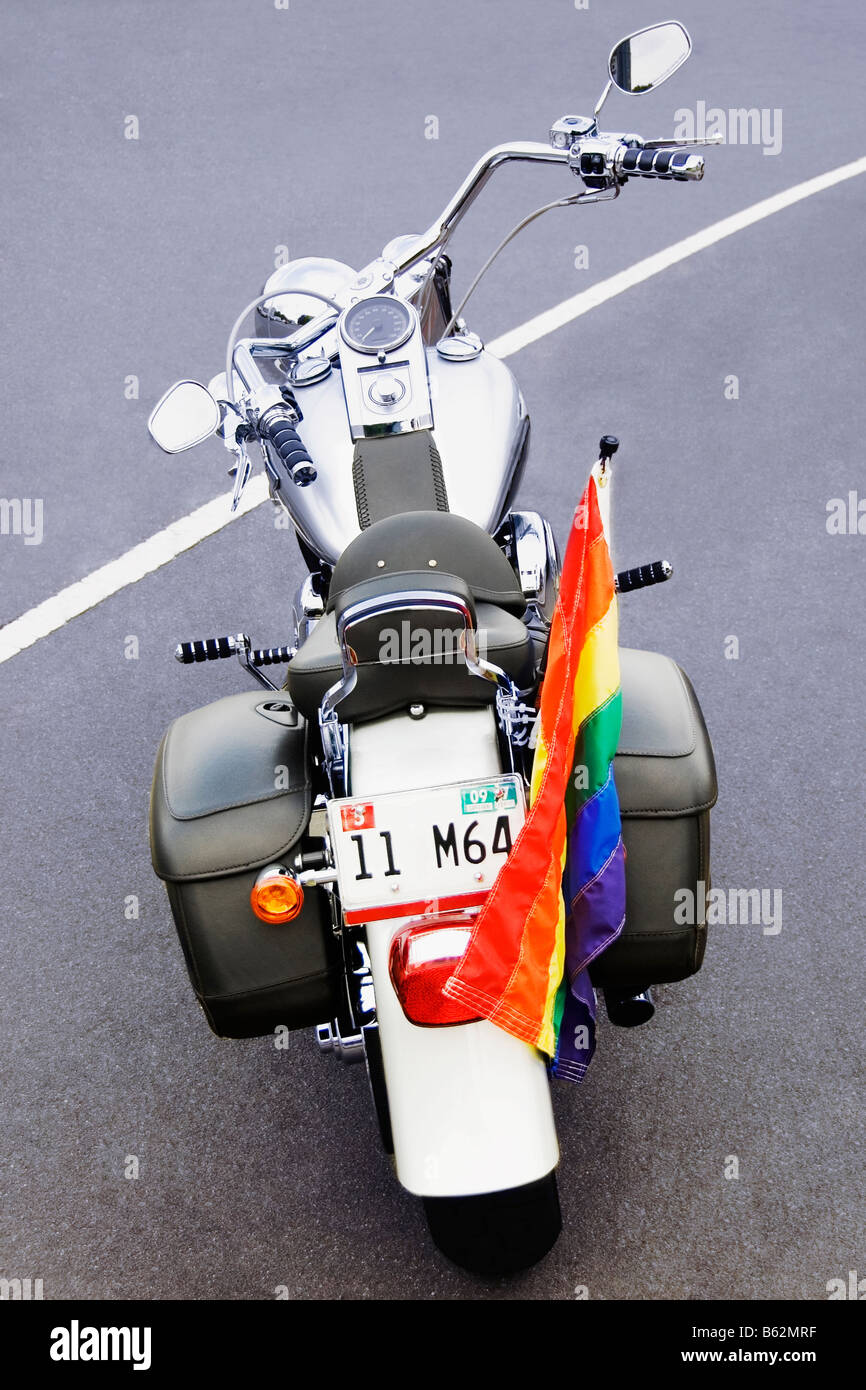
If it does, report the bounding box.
[614,560,672,594]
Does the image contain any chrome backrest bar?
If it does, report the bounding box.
[320,589,478,723]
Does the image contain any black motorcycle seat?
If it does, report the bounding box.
[352,431,450,529]
[327,510,527,618]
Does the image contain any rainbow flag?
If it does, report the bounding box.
[443,474,626,1080]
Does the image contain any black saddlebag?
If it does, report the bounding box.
[590,648,718,994]
[150,691,342,1038]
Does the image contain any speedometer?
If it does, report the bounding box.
[341,296,415,354]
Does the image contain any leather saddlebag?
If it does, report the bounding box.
[590,648,718,993]
[150,691,342,1038]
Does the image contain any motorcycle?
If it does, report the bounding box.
[147,21,718,1276]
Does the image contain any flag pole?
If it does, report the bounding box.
[591,434,619,552]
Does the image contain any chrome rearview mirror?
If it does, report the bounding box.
[609,21,691,94]
[594,21,691,122]
[148,380,221,454]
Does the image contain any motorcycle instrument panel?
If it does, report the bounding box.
[341,296,414,354]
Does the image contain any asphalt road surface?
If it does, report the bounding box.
[2,0,864,1301]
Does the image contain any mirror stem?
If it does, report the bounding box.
[593,79,612,123]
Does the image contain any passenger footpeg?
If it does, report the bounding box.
[614,560,672,594]
[174,632,294,692]
[175,634,293,666]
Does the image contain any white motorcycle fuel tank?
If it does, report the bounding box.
[255,258,530,564]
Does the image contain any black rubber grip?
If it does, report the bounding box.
[250,646,293,667]
[615,561,672,594]
[263,411,317,486]
[618,147,700,181]
[175,636,235,664]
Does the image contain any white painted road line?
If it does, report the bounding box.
[2,155,865,666]
[0,475,270,664]
[487,155,866,358]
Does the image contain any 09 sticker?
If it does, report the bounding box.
[460,782,519,814]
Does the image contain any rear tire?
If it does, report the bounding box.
[422,1171,561,1276]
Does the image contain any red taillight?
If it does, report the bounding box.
[388,918,481,1027]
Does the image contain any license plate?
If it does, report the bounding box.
[327,776,526,924]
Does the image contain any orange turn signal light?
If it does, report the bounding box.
[251,864,305,925]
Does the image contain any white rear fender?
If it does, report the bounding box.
[348,707,559,1197]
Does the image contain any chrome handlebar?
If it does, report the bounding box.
[236,130,711,370]
[219,126,710,504]
[389,129,712,279]
[390,142,572,273]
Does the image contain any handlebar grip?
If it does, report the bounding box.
[615,560,673,594]
[617,148,704,182]
[175,636,236,664]
[262,409,317,487]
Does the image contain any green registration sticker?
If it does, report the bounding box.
[460,781,519,814]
